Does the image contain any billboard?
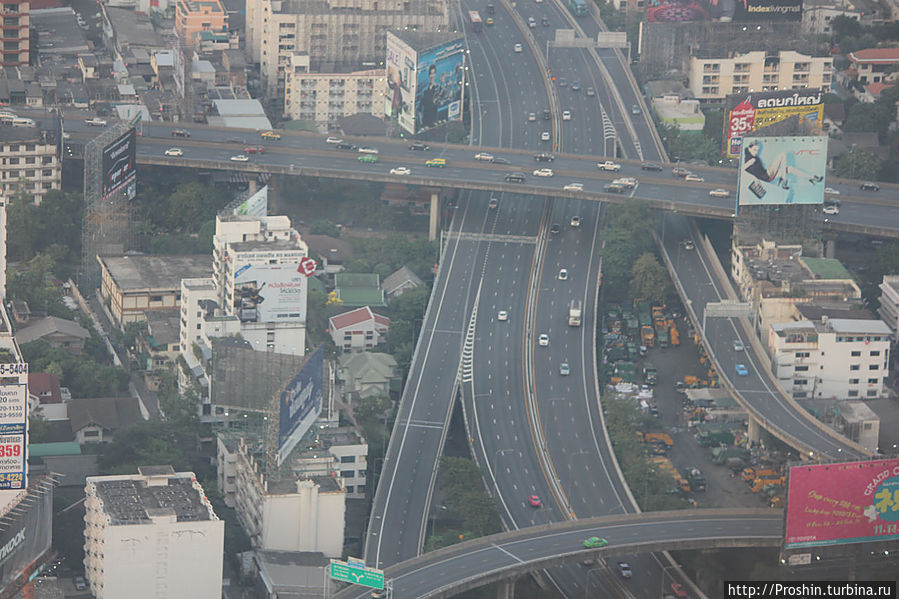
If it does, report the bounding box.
[231,185,268,218]
[725,90,824,158]
[785,459,899,549]
[385,32,418,135]
[233,261,308,324]
[0,363,28,491]
[278,346,324,465]
[737,136,826,206]
[646,0,802,22]
[415,37,465,133]
[0,482,53,590]
[101,128,137,201]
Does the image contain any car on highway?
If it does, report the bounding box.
[617,562,633,579]
[164,148,183,157]
[613,177,637,188]
[735,363,749,376]
[586,86,595,96]
[527,495,542,507]
[534,152,554,162]
[358,146,379,154]
[171,129,190,138]
[244,147,265,154]
[672,166,690,177]
[570,215,582,227]
[823,204,839,215]
[336,142,357,150]
[488,197,499,209]
[562,110,572,121]
[486,16,495,25]
[733,340,745,351]
[528,16,536,27]
[541,16,549,25]
[390,167,411,175]
[260,131,281,140]
[604,183,627,193]
[86,118,107,127]
[860,182,880,191]
[543,109,551,120]
[560,362,570,375]
[540,131,551,141]
[514,43,523,53]
[670,583,687,598]
[371,591,387,599]
[358,154,378,163]
[824,187,840,195]
[550,223,561,234]
[326,137,343,144]
[408,142,430,151]
[583,537,608,549]
[533,168,554,177]
[709,188,729,198]
[74,576,87,591]
[426,158,446,167]
[571,81,581,91]
[684,173,704,182]
[538,334,549,346]
[474,152,494,161]
[491,157,511,165]
[497,310,509,321]
[230,154,249,162]
[505,172,526,182]
[597,161,621,172]
[631,104,641,115]
[558,268,568,280]
[528,112,536,122]
[564,183,584,192]
[558,78,567,88]
[641,162,663,171]
[681,239,695,250]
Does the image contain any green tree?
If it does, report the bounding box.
[843,102,878,132]
[832,147,882,180]
[165,182,218,231]
[630,253,671,304]
[701,109,724,149]
[309,220,341,237]
[6,254,70,316]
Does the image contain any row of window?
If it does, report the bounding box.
[793,389,880,399]
[2,168,55,178]
[1,152,53,162]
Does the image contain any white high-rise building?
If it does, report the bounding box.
[83,466,224,599]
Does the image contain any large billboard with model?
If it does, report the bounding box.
[737,136,826,206]
[785,459,899,549]
[278,346,323,465]
[646,0,802,22]
[724,89,824,158]
[385,32,417,134]
[232,261,308,324]
[0,480,53,591]
[415,38,465,132]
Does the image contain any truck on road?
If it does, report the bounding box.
[568,299,582,326]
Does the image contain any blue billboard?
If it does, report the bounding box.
[278,346,323,465]
[737,136,827,206]
[415,38,465,133]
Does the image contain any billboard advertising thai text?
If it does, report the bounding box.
[278,346,323,465]
[737,136,826,206]
[725,90,824,158]
[415,38,465,133]
[785,459,899,549]
[102,128,137,201]
[385,32,417,135]
[0,363,28,491]
[233,260,308,324]
[0,482,53,589]
[646,0,802,22]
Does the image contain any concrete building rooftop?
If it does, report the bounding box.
[31,8,92,55]
[229,240,301,252]
[825,319,892,335]
[280,0,443,16]
[99,255,213,291]
[105,7,166,49]
[91,469,213,525]
[802,257,852,280]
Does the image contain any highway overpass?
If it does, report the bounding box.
[334,509,783,599]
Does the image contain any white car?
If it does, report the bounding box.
[326,137,343,145]
[559,362,570,376]
[563,183,584,191]
[390,167,411,175]
[597,161,621,172]
[570,215,581,227]
[533,168,554,177]
[528,113,536,122]
[558,268,568,280]
[684,173,704,182]
[474,152,494,161]
[164,148,183,157]
[514,43,523,53]
[824,187,840,195]
[540,131,550,141]
[358,146,379,154]
[85,118,107,127]
[230,154,249,162]
[733,340,745,351]
[538,334,549,346]
[562,110,572,121]
[709,188,729,198]
[497,310,509,321]
[823,204,839,215]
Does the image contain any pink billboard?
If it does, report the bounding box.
[785,459,899,549]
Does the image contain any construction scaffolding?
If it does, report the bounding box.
[80,124,135,289]
[735,204,823,249]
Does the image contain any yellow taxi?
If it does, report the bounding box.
[425,158,446,168]
[261,131,281,140]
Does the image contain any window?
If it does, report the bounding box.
[848,390,859,397]
[150,295,162,302]
[794,379,807,385]
[850,350,861,357]
[796,351,809,358]
[866,389,877,397]
[340,455,355,463]
[869,364,879,370]
[849,378,859,384]
[340,470,354,478]
[83,430,100,437]
[795,365,808,372]
[870,350,880,356]
[850,364,860,371]
[345,485,354,493]
[868,378,878,384]
[42,169,52,176]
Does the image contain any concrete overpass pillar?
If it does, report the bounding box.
[247,176,259,196]
[747,416,761,445]
[429,192,440,242]
[495,578,516,599]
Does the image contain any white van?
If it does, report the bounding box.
[11,117,35,127]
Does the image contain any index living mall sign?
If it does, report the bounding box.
[329,559,384,590]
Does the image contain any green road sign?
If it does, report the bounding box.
[329,560,384,590]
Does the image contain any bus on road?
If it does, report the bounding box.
[469,10,483,32]
[569,0,587,15]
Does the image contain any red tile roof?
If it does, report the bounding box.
[29,373,62,404]
[865,82,895,97]
[848,48,899,64]
[330,306,389,331]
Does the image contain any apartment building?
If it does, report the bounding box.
[284,56,385,126]
[293,427,368,499]
[175,0,228,47]
[878,274,899,341]
[848,47,899,86]
[689,50,833,101]
[768,318,891,400]
[83,466,224,599]
[0,124,60,205]
[217,434,346,557]
[0,0,29,67]
[245,0,448,100]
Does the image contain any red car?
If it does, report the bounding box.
[244,147,265,154]
[527,495,542,508]
[671,582,687,598]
